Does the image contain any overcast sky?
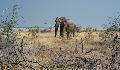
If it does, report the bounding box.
[0,0,120,28]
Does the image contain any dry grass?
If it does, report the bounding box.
[1,30,120,70]
[19,31,102,49]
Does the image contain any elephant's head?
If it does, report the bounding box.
[58,17,67,23]
[55,16,67,24]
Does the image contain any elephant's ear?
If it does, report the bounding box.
[62,17,66,19]
[57,17,62,23]
[62,17,67,23]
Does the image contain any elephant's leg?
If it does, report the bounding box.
[73,29,75,37]
[67,32,70,39]
[60,29,62,37]
[60,27,65,37]
[55,28,58,37]
[69,32,72,37]
[73,32,75,37]
[61,31,64,37]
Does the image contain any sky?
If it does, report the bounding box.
[0,0,120,29]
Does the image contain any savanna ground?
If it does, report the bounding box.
[1,29,119,70]
[0,4,120,70]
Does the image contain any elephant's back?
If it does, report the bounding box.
[65,20,76,32]
[66,20,76,28]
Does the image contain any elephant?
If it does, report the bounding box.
[56,17,76,39]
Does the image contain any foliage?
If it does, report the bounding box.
[104,13,120,32]
[28,26,39,38]
[76,26,82,33]
[0,5,42,69]
[84,26,95,43]
[99,30,110,41]
[0,4,23,47]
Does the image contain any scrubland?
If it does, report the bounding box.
[0,29,119,70]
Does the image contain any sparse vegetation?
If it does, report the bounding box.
[28,26,39,38]
[0,4,120,70]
